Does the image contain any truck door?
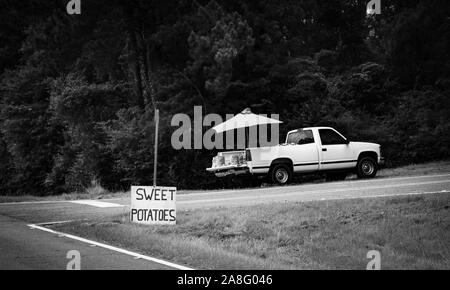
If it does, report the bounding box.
[285,129,319,173]
[318,128,356,170]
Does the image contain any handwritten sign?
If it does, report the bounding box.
[130,186,176,225]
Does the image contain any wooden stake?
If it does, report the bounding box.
[153,109,159,186]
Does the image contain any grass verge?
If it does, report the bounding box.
[2,160,450,203]
[0,189,125,203]
[52,193,450,269]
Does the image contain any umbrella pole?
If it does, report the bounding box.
[245,127,249,149]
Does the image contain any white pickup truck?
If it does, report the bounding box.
[206,127,384,185]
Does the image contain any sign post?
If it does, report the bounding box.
[153,109,159,186]
[130,110,177,225]
[130,186,176,225]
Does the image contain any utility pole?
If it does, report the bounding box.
[153,109,159,186]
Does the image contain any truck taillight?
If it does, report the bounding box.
[246,149,252,161]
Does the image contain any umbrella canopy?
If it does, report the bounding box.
[212,108,282,133]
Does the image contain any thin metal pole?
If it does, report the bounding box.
[153,109,159,186]
[245,127,249,148]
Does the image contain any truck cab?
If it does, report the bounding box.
[207,127,384,185]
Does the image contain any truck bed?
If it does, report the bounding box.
[206,150,248,176]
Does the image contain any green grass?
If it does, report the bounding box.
[376,161,450,178]
[52,193,450,270]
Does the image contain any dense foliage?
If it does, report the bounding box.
[0,0,449,195]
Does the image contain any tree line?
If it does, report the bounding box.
[0,0,449,195]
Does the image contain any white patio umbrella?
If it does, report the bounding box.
[212,108,283,147]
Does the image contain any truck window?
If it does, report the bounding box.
[286,130,314,145]
[319,129,347,145]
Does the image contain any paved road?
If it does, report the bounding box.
[0,215,174,270]
[176,173,450,209]
[1,172,449,269]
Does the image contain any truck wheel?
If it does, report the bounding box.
[356,157,378,178]
[270,164,292,185]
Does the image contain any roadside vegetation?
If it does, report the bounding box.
[52,193,450,269]
[0,181,118,203]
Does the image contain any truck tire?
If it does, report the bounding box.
[356,156,378,178]
[270,164,292,185]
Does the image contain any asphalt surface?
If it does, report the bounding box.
[0,215,173,270]
[1,172,449,270]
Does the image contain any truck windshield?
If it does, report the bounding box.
[286,130,314,145]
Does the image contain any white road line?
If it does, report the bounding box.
[27,224,194,270]
[178,180,450,204]
[317,190,450,202]
[0,198,126,206]
[34,220,74,226]
[0,200,75,205]
[69,200,125,208]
